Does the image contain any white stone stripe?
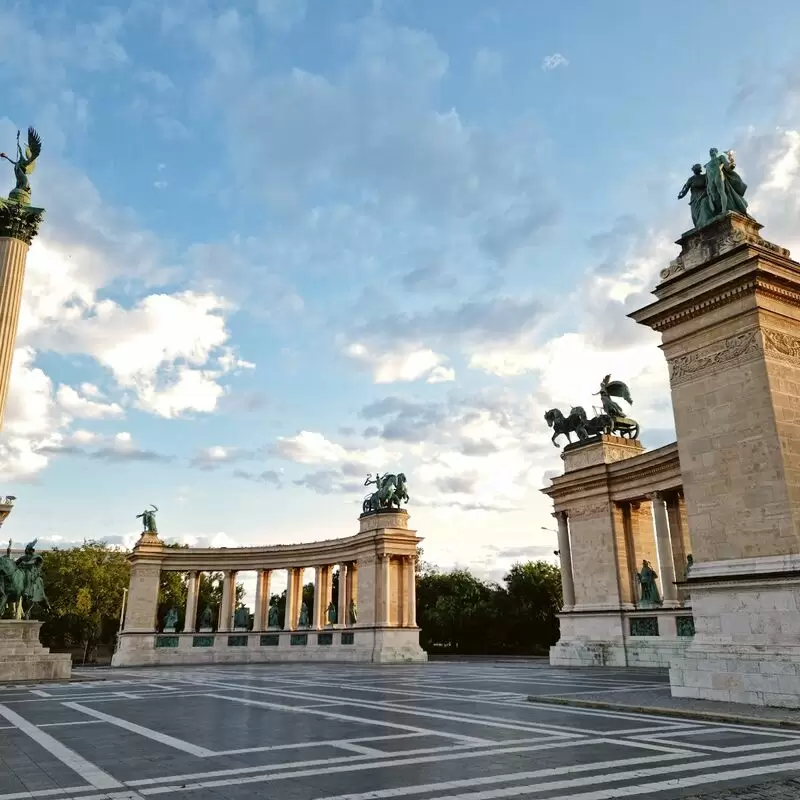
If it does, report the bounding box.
[30,689,52,697]
[0,704,122,790]
[143,744,800,799]
[213,732,424,756]
[38,720,104,728]
[128,737,668,788]
[62,702,214,757]
[333,741,387,756]
[0,787,92,800]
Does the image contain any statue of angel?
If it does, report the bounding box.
[594,375,639,439]
[1,128,42,204]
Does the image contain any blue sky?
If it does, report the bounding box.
[2,0,800,586]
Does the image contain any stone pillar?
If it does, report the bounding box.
[0,209,42,432]
[218,570,235,632]
[337,564,347,625]
[253,569,271,631]
[118,533,164,633]
[284,568,297,631]
[312,566,324,629]
[554,511,575,611]
[404,556,417,627]
[650,492,678,606]
[184,571,200,633]
[347,561,357,625]
[379,554,391,626]
[630,211,800,707]
[666,492,691,578]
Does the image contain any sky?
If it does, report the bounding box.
[3,0,800,596]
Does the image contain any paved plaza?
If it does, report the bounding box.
[1,661,800,800]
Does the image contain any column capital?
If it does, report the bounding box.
[645,490,667,502]
[552,510,568,521]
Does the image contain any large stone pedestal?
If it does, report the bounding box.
[0,620,71,682]
[632,212,800,707]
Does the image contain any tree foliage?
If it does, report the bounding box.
[416,560,562,655]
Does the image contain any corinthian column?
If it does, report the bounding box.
[554,511,575,611]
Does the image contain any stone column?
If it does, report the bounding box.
[0,210,42,432]
[312,566,324,629]
[650,492,679,606]
[347,561,357,625]
[554,511,575,611]
[379,554,391,626]
[405,556,417,627]
[284,568,297,631]
[337,564,347,625]
[254,569,271,631]
[184,571,200,633]
[218,571,235,632]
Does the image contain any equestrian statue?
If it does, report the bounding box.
[0,538,50,619]
[362,472,410,513]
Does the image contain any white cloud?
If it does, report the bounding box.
[256,0,307,31]
[276,430,397,467]
[56,385,124,419]
[542,53,568,71]
[345,342,455,384]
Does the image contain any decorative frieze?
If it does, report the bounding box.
[568,502,610,520]
[668,330,760,386]
[762,329,800,366]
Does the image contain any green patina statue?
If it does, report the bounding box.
[0,538,49,619]
[298,602,310,628]
[233,605,250,630]
[0,127,45,244]
[348,599,357,625]
[268,601,280,628]
[545,375,639,448]
[362,472,409,513]
[199,606,213,629]
[637,560,662,608]
[164,607,179,631]
[136,504,159,534]
[678,148,749,230]
[326,601,337,625]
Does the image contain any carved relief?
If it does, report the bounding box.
[569,502,610,520]
[669,330,760,386]
[660,257,684,281]
[763,329,800,366]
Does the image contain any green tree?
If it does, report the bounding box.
[39,542,130,660]
[498,561,562,652]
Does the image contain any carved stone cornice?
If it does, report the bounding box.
[762,328,800,366]
[668,330,760,386]
[0,201,44,245]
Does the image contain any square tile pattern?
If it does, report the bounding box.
[1,661,799,799]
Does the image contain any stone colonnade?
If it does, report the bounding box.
[112,509,426,666]
[544,435,693,668]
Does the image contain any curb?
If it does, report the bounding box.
[526,695,800,730]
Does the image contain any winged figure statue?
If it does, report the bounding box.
[1,127,42,204]
[594,374,639,439]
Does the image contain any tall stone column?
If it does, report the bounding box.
[337,563,348,625]
[0,195,44,432]
[284,568,297,631]
[649,492,678,606]
[379,554,391,626]
[631,211,800,707]
[218,571,235,632]
[184,571,200,633]
[404,556,417,627]
[312,566,324,629]
[253,569,271,631]
[554,511,575,611]
[347,561,357,625]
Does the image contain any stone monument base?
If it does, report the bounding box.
[0,620,72,682]
[111,626,427,666]
[670,558,800,708]
[550,609,694,669]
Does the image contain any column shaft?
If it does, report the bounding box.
[313,566,324,628]
[218,571,233,632]
[405,556,417,627]
[253,570,265,631]
[284,568,297,631]
[555,512,575,610]
[379,555,391,626]
[184,571,200,633]
[337,564,347,625]
[262,570,273,628]
[652,493,679,605]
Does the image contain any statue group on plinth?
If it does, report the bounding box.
[362,471,409,513]
[544,374,639,448]
[677,147,749,230]
[0,538,49,619]
[136,504,159,535]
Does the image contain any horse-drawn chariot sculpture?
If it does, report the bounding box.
[544,374,640,448]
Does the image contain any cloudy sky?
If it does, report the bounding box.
[2,0,800,589]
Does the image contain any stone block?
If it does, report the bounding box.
[0,621,71,682]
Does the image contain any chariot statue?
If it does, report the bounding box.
[593,374,639,439]
[362,472,409,513]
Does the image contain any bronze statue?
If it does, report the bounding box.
[326,601,337,625]
[348,599,358,625]
[594,375,639,439]
[136,504,159,534]
[362,472,409,513]
[163,607,179,631]
[0,538,49,618]
[199,606,213,629]
[678,164,713,229]
[268,601,280,628]
[1,128,42,205]
[298,602,310,628]
[637,560,662,608]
